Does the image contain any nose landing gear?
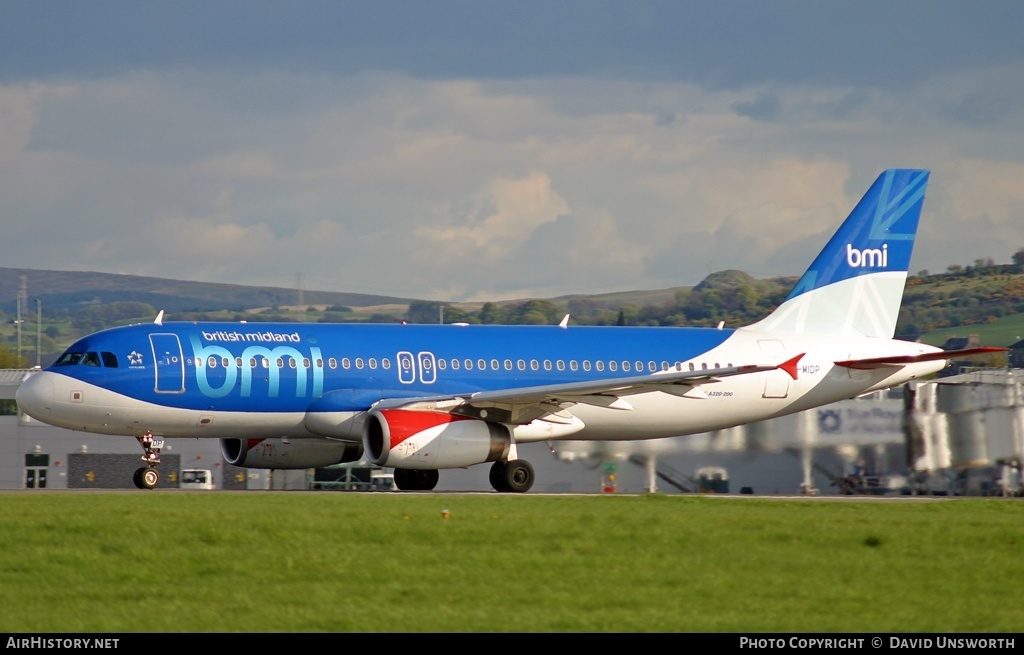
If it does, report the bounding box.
[133,432,164,489]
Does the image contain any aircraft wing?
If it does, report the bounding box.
[835,347,1007,370]
[375,354,805,425]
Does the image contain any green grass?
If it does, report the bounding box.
[0,493,1021,633]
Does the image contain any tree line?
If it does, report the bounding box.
[5,253,1024,362]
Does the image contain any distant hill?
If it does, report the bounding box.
[3,262,1024,368]
[0,267,416,315]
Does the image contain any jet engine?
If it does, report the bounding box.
[363,408,511,469]
[221,437,363,469]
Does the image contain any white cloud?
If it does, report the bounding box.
[2,60,1024,300]
[418,171,570,249]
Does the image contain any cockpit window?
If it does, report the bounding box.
[54,352,85,366]
[53,350,118,368]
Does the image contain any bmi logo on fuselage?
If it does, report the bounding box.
[846,243,888,268]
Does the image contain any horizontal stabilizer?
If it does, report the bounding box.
[835,347,1007,370]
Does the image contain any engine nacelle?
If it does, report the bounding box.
[363,409,511,470]
[221,437,363,469]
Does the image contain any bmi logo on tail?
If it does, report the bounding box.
[846,243,887,268]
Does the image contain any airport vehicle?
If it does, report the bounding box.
[309,462,396,491]
[179,468,215,490]
[15,169,1003,491]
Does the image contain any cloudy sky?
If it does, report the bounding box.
[3,1,1024,302]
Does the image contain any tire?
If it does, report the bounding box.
[489,461,509,492]
[502,460,534,493]
[414,469,439,491]
[140,468,159,489]
[393,468,415,490]
[134,467,158,489]
[393,468,439,491]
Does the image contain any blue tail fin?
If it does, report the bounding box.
[748,169,930,338]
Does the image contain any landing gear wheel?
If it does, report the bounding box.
[500,460,535,493]
[489,461,509,492]
[133,467,159,490]
[414,469,439,490]
[393,468,440,491]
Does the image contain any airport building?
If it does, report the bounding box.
[2,368,1021,495]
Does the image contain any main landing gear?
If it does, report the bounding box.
[489,459,535,493]
[391,459,536,492]
[392,468,440,491]
[133,432,164,490]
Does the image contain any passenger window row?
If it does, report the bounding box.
[55,349,734,375]
[195,356,733,374]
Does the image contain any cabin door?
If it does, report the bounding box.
[757,339,790,399]
[150,333,185,393]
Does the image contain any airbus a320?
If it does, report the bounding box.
[15,169,1002,491]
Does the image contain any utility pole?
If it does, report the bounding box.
[15,290,21,359]
[16,276,26,360]
[36,299,41,368]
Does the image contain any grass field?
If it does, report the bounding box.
[0,492,1021,633]
[919,312,1024,349]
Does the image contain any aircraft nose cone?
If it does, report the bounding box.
[15,371,55,421]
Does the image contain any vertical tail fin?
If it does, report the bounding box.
[748,168,930,338]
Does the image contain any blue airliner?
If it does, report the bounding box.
[15,169,1002,491]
